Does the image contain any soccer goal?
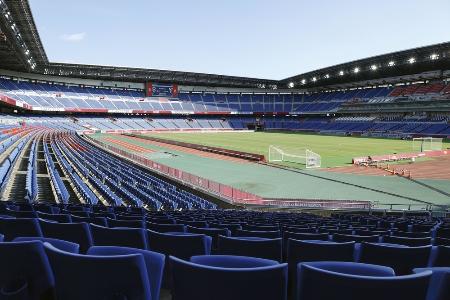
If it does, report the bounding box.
[412,137,443,152]
[268,145,321,168]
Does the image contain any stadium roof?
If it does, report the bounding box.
[0,0,48,72]
[281,42,450,90]
[0,0,449,89]
[41,62,279,88]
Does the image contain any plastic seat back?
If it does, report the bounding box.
[148,230,212,288]
[108,219,145,229]
[37,212,72,223]
[40,220,93,253]
[287,239,355,296]
[90,224,148,249]
[383,235,431,247]
[13,236,80,253]
[297,262,431,300]
[333,233,379,243]
[235,229,281,239]
[44,243,150,300]
[413,267,450,300]
[432,246,450,267]
[217,235,282,262]
[0,218,42,241]
[170,255,288,300]
[146,222,186,233]
[0,241,55,299]
[359,242,431,275]
[88,246,165,300]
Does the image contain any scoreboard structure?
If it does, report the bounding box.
[145,82,179,97]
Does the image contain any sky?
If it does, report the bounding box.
[29,0,450,80]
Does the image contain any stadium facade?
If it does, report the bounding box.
[0,0,449,138]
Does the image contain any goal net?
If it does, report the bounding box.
[412,137,443,152]
[268,145,321,168]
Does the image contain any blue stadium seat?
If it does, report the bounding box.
[108,218,146,229]
[333,233,380,243]
[359,242,432,275]
[39,220,93,253]
[186,226,231,249]
[90,224,148,249]
[413,267,450,300]
[44,243,151,300]
[71,215,109,227]
[37,212,72,223]
[148,230,212,288]
[217,235,282,262]
[208,223,242,235]
[88,246,165,300]
[170,255,288,300]
[383,235,432,246]
[242,224,279,231]
[235,229,281,239]
[0,241,55,299]
[0,218,42,241]
[146,222,186,233]
[431,246,450,267]
[434,238,450,247]
[296,261,431,300]
[13,236,80,253]
[287,239,355,295]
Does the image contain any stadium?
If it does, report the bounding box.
[0,0,449,299]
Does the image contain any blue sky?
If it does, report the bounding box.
[29,0,450,80]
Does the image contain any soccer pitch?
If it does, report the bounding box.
[90,132,450,209]
[138,131,450,168]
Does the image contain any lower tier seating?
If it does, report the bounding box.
[0,205,449,299]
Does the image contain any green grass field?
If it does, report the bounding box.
[91,132,450,209]
[139,131,450,168]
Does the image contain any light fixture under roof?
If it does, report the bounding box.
[430,53,439,60]
[288,82,294,88]
[370,64,378,70]
[388,61,395,67]
[408,57,416,64]
[301,79,306,84]
[353,67,360,73]
[312,77,317,82]
[339,70,344,76]
[324,74,330,79]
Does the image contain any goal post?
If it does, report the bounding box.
[268,145,321,168]
[412,137,443,152]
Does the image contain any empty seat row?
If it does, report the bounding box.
[1,239,448,300]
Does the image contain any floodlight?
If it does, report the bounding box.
[430,53,439,60]
[408,57,416,64]
[324,74,330,79]
[301,79,306,84]
[288,82,294,88]
[353,67,360,73]
[312,77,317,82]
[388,61,395,67]
[339,70,344,76]
[370,64,378,70]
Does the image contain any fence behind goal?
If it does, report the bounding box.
[412,137,443,152]
[268,145,321,168]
